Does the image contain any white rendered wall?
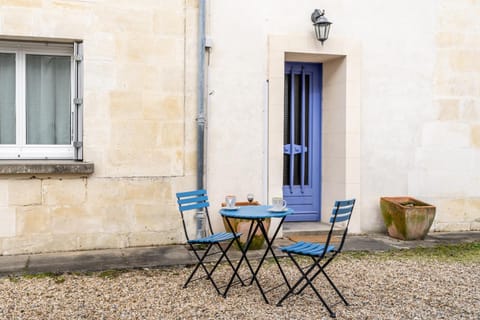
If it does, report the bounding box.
[206,0,479,233]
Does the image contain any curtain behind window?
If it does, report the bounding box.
[26,55,71,145]
[0,53,16,144]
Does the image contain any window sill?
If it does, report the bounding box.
[0,161,94,176]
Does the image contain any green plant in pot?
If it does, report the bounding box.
[221,201,271,250]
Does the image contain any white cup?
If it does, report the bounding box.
[272,197,287,211]
[225,195,236,208]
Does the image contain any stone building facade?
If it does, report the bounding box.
[0,0,478,255]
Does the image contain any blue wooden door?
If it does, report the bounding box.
[283,62,322,222]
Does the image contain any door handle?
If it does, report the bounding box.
[283,144,308,155]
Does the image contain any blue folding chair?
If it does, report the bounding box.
[176,189,243,294]
[277,199,356,318]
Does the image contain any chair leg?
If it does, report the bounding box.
[277,254,317,305]
[296,256,332,295]
[277,254,336,318]
[296,257,349,306]
[308,277,337,318]
[295,256,322,295]
[185,239,245,295]
[183,244,209,287]
[223,230,260,300]
[319,267,349,306]
[185,243,222,295]
[214,240,245,287]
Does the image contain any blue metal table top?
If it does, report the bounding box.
[220,205,293,219]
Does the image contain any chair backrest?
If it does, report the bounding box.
[325,199,356,253]
[176,189,214,241]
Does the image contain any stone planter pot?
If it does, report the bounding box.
[380,196,436,240]
[222,201,270,250]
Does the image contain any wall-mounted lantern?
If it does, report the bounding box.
[311,9,332,45]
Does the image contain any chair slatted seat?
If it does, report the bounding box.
[176,189,243,294]
[282,241,335,256]
[188,232,237,244]
[277,199,356,318]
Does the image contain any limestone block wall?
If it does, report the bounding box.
[0,0,199,255]
[0,176,191,255]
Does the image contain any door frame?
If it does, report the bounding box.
[266,35,361,233]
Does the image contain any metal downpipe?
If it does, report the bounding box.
[195,0,207,238]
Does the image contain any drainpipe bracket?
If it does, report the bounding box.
[205,37,213,49]
[196,116,206,125]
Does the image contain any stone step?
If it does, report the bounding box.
[282,221,341,236]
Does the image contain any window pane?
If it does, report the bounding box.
[283,72,311,186]
[0,53,16,144]
[26,54,71,145]
[283,73,290,185]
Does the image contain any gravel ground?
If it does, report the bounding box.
[0,254,478,320]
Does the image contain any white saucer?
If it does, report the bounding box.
[223,206,239,211]
[268,207,288,212]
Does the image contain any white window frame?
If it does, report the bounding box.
[0,40,81,160]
